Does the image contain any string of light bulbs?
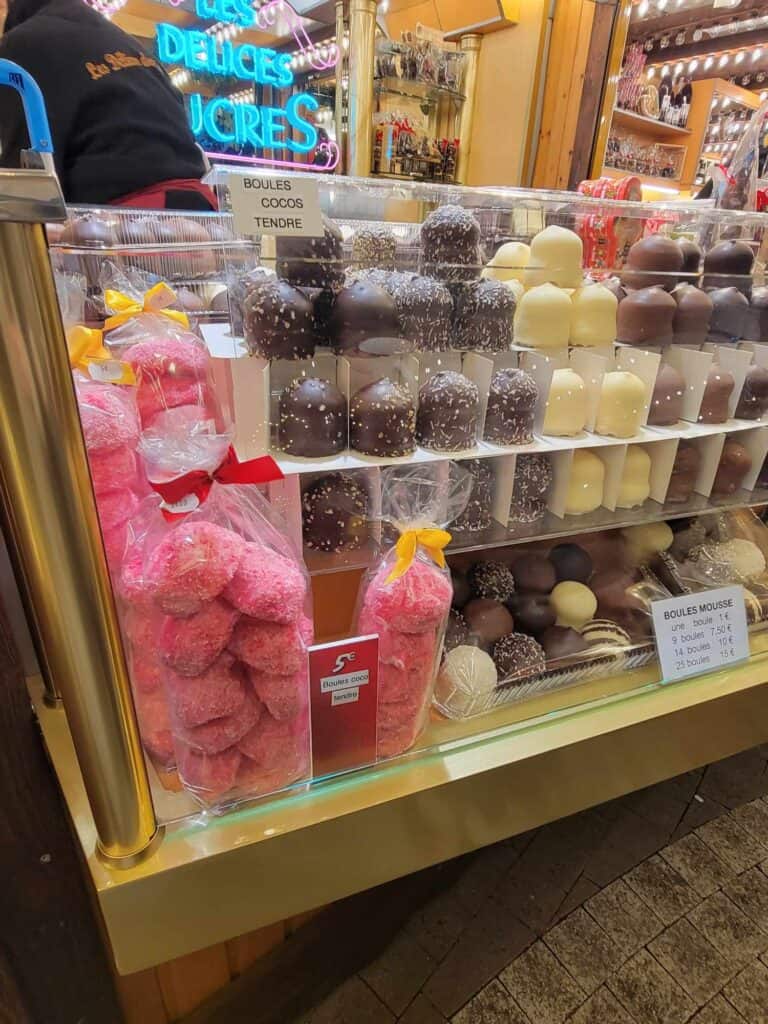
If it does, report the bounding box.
[646,44,766,79]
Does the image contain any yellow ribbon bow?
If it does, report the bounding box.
[385,527,452,584]
[103,282,190,331]
[66,326,136,385]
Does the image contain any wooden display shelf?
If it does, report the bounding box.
[602,165,683,192]
[612,107,692,140]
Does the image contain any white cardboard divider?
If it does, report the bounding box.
[201,321,247,360]
[569,348,610,431]
[416,351,463,380]
[615,347,662,426]
[344,353,420,404]
[518,345,570,371]
[693,433,727,497]
[583,343,616,364]
[222,355,270,460]
[462,351,496,440]
[266,474,303,553]
[713,345,754,419]
[731,426,768,491]
[645,438,679,504]
[492,351,520,372]
[597,444,628,512]
[518,348,557,433]
[491,453,516,526]
[739,342,768,369]
[547,450,574,519]
[664,345,713,423]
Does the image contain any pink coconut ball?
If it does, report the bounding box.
[124,336,209,381]
[247,665,308,721]
[134,688,174,764]
[238,709,308,768]
[103,522,128,568]
[237,747,309,794]
[223,543,306,623]
[176,690,263,755]
[97,487,139,533]
[229,618,307,675]
[167,654,247,728]
[359,610,436,671]
[365,560,452,634]
[176,743,241,797]
[379,661,432,705]
[146,521,245,616]
[118,545,153,607]
[131,654,163,695]
[159,598,239,676]
[136,379,208,427]
[123,608,158,649]
[78,387,140,454]
[377,690,424,733]
[89,448,138,498]
[377,719,421,759]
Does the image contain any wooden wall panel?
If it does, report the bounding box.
[226,923,286,978]
[157,947,231,1020]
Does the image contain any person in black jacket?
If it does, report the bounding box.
[0,0,216,209]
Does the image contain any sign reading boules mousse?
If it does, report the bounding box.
[155,0,340,169]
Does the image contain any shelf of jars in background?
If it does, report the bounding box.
[200,325,768,576]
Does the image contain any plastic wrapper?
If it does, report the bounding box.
[654,510,768,625]
[354,464,471,758]
[120,480,312,809]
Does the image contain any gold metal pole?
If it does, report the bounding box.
[335,0,347,174]
[347,0,378,177]
[0,221,158,864]
[455,33,483,185]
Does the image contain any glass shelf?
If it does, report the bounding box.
[374,75,466,105]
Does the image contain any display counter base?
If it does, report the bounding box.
[30,641,768,975]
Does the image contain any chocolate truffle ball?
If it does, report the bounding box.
[243,277,316,360]
[351,227,397,271]
[302,473,369,552]
[209,289,230,314]
[579,618,631,649]
[278,377,347,458]
[622,234,684,291]
[667,441,700,504]
[491,632,546,682]
[745,286,768,343]
[511,554,556,594]
[617,286,676,345]
[711,439,753,497]
[672,283,713,346]
[328,280,400,353]
[445,609,470,651]
[549,543,593,584]
[451,568,472,609]
[540,625,588,662]
[698,366,735,424]
[707,287,749,343]
[484,368,538,446]
[420,204,482,281]
[276,214,344,291]
[349,378,416,457]
[450,458,494,533]
[389,273,453,351]
[591,568,643,614]
[453,278,515,352]
[464,598,515,647]
[468,561,515,602]
[506,594,556,636]
[61,213,116,248]
[735,365,768,420]
[702,239,754,294]
[647,363,685,426]
[416,371,480,452]
[510,453,553,524]
[678,239,702,280]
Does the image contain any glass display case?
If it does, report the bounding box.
[44,171,768,826]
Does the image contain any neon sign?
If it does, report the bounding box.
[154,0,340,170]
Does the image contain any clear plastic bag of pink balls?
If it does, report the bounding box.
[73,374,151,572]
[98,271,231,440]
[355,464,472,760]
[121,481,313,812]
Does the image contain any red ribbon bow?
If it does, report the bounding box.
[151,446,284,519]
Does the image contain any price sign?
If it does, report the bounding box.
[308,635,379,776]
[652,585,749,684]
[229,175,324,237]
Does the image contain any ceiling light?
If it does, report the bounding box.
[638,0,649,14]
[662,65,670,77]
[647,66,656,78]
[704,56,714,70]
[753,48,763,62]
[688,59,698,72]
[735,51,745,64]
[674,62,684,75]
[719,54,729,67]
[762,91,768,100]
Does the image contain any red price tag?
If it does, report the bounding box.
[308,635,379,776]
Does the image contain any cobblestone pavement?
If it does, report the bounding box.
[299,745,768,1023]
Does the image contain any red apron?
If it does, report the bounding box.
[110,178,218,211]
